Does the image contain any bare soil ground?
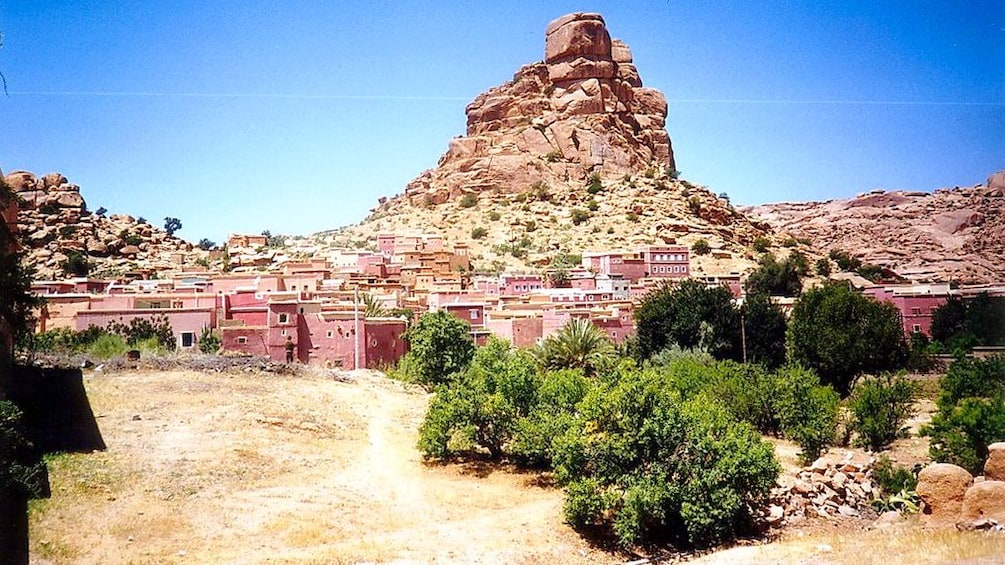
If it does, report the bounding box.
[28,368,1005,564]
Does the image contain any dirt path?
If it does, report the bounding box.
[29,369,611,564]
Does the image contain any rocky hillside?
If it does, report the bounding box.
[3,169,208,280]
[329,13,778,275]
[744,171,1005,285]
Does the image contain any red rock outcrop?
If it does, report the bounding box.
[4,170,206,279]
[404,12,675,206]
[745,171,1005,284]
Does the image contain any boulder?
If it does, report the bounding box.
[545,13,612,64]
[917,463,973,527]
[959,480,1005,527]
[984,442,1005,481]
[41,173,68,189]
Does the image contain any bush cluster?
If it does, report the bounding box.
[923,355,1005,474]
[32,315,177,358]
[416,335,810,548]
[848,374,918,451]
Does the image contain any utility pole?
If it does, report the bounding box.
[740,309,747,364]
[353,286,360,370]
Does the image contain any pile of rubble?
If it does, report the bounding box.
[764,450,878,527]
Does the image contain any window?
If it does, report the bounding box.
[912,324,922,333]
[281,329,287,336]
[172,301,183,309]
[180,332,194,348]
[911,307,921,316]
[469,309,480,320]
[327,330,334,339]
[236,336,248,344]
[278,313,289,324]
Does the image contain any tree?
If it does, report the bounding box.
[197,238,215,251]
[786,281,907,396]
[532,318,614,377]
[741,293,787,369]
[417,337,539,459]
[555,369,779,547]
[634,280,740,362]
[932,293,1005,350]
[163,217,182,236]
[1,178,43,368]
[361,293,388,317]
[403,310,475,386]
[745,252,802,297]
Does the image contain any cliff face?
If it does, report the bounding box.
[4,170,207,279]
[403,13,674,207]
[745,172,1005,284]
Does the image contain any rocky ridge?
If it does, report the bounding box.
[3,169,208,279]
[331,13,777,274]
[745,171,1005,285]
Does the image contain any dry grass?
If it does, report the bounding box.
[29,367,1002,564]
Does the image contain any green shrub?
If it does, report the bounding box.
[524,220,537,232]
[849,374,918,451]
[510,369,591,467]
[626,212,639,222]
[87,333,129,359]
[752,236,771,253]
[555,371,779,548]
[417,338,539,459]
[570,209,591,225]
[923,355,1005,474]
[60,250,92,277]
[198,326,221,354]
[402,310,475,387]
[487,211,501,221]
[586,199,599,212]
[775,367,840,464]
[459,193,478,208]
[692,239,711,255]
[471,227,488,240]
[586,173,603,195]
[545,150,563,162]
[872,454,918,495]
[0,400,50,500]
[815,258,832,277]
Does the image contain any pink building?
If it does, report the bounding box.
[441,303,486,329]
[583,246,690,282]
[485,316,544,348]
[500,274,544,295]
[76,307,215,349]
[863,284,950,336]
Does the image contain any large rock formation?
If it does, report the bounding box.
[4,170,206,279]
[335,13,773,274]
[405,12,675,206]
[745,171,1005,284]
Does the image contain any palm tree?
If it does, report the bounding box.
[532,318,614,376]
[361,293,388,317]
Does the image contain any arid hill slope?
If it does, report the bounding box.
[745,171,1005,284]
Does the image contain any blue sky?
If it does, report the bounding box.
[1,1,1002,243]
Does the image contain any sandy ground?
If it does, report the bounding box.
[29,369,610,564]
[28,367,1005,564]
